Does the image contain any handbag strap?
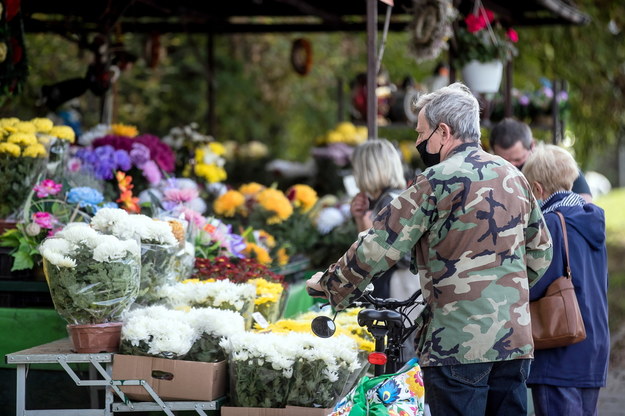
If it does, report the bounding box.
[555,211,572,279]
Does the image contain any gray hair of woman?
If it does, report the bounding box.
[413,82,481,143]
[351,139,406,197]
[522,143,579,195]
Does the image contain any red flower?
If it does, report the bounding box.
[464,14,486,33]
[507,28,519,43]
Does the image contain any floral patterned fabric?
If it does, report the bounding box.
[329,358,425,416]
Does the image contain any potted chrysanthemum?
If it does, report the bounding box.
[40,222,141,353]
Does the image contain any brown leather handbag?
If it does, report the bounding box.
[530,211,587,350]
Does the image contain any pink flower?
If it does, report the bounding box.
[141,160,162,185]
[507,28,519,43]
[32,212,58,229]
[464,13,486,33]
[48,227,64,237]
[33,179,63,198]
[164,188,199,204]
[179,207,206,228]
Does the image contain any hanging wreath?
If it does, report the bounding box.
[290,38,312,76]
[407,0,457,63]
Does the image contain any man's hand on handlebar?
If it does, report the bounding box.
[306,271,327,298]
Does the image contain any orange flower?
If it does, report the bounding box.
[116,172,140,213]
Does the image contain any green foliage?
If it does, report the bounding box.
[0,228,36,270]
[595,188,625,248]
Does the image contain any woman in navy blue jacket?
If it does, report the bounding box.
[522,143,609,416]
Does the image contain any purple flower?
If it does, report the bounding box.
[518,95,530,106]
[114,149,132,171]
[130,142,151,167]
[541,87,554,99]
[556,91,568,102]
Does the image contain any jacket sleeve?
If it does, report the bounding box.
[529,213,563,300]
[525,200,553,288]
[318,179,434,310]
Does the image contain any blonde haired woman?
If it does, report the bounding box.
[523,143,609,416]
[350,139,417,300]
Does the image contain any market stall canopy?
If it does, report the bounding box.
[21,0,589,34]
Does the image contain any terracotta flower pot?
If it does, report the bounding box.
[67,322,123,353]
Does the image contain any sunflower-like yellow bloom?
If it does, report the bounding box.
[0,142,21,157]
[7,133,38,146]
[256,188,293,224]
[49,126,76,143]
[289,184,318,213]
[243,242,271,265]
[239,182,265,197]
[213,190,245,217]
[22,144,47,158]
[31,118,54,133]
[110,123,139,138]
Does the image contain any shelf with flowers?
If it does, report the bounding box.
[453,5,518,94]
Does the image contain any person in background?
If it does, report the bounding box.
[522,143,609,416]
[349,138,419,300]
[490,118,593,202]
[307,83,553,416]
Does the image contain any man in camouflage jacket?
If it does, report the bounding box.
[307,83,553,416]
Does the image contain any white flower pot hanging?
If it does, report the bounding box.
[461,59,504,94]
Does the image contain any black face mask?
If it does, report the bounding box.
[416,127,442,167]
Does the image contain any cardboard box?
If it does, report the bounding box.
[112,354,227,401]
[221,406,333,416]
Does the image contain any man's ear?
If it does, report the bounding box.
[440,123,452,141]
[530,139,536,151]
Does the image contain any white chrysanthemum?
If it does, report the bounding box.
[91,208,134,239]
[56,223,101,247]
[41,250,77,268]
[161,280,255,310]
[122,305,197,356]
[131,215,177,246]
[78,124,110,146]
[92,235,140,262]
[185,307,245,338]
[40,237,74,256]
[316,207,347,235]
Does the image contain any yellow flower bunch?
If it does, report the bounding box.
[239,182,265,197]
[276,247,289,266]
[192,142,228,184]
[262,312,375,352]
[31,118,54,133]
[316,122,368,146]
[213,190,245,217]
[49,126,76,143]
[110,123,139,138]
[256,188,293,225]
[249,278,283,306]
[287,184,318,213]
[243,242,271,265]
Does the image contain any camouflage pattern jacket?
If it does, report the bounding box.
[318,142,553,367]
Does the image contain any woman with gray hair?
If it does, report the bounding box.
[522,143,609,416]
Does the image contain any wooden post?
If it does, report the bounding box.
[366,0,377,140]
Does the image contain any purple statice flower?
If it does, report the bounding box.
[130,142,151,167]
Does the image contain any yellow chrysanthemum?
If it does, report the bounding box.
[256,188,293,224]
[249,278,283,305]
[110,123,139,138]
[7,133,38,146]
[0,142,21,157]
[195,163,227,184]
[213,190,245,217]
[49,126,76,143]
[208,141,226,156]
[0,118,19,128]
[22,144,47,158]
[13,121,36,134]
[243,242,271,265]
[289,184,318,213]
[239,182,265,197]
[257,230,276,248]
[276,247,289,266]
[31,118,54,133]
